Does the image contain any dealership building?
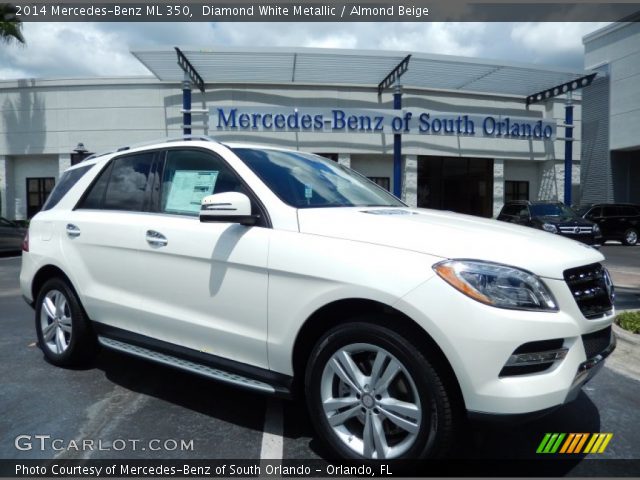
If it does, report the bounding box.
[581,20,640,205]
[0,38,632,221]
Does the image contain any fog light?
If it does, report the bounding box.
[505,348,568,366]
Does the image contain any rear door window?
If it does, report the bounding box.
[603,206,621,217]
[78,153,155,211]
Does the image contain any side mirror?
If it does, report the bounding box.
[199,192,259,226]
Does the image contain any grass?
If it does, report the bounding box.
[616,311,640,334]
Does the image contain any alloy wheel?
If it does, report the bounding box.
[320,343,423,459]
[40,289,72,354]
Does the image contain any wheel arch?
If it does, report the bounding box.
[31,265,80,302]
[291,298,465,410]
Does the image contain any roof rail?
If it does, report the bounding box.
[115,135,219,152]
[76,135,219,164]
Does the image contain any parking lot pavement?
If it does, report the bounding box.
[600,244,640,311]
[1,254,639,467]
[602,244,640,289]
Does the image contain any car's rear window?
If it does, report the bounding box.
[41,165,93,211]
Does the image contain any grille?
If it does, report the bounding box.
[582,326,612,360]
[559,226,592,235]
[563,263,613,319]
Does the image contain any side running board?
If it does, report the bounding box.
[98,336,277,394]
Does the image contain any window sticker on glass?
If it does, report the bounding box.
[166,170,218,214]
[304,185,313,199]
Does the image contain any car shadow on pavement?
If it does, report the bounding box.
[93,348,268,434]
[281,388,601,472]
[90,346,601,472]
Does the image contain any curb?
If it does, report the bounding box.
[613,323,639,346]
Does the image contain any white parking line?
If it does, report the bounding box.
[260,398,284,460]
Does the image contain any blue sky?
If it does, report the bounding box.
[0,22,609,79]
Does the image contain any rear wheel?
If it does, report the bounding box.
[35,278,96,366]
[305,320,456,459]
[623,228,638,246]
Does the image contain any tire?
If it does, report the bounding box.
[35,277,97,367]
[623,228,638,246]
[305,320,456,460]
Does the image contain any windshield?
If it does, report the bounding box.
[232,148,405,209]
[530,203,576,217]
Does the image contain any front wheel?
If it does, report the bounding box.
[623,228,638,246]
[35,278,97,367]
[305,321,456,460]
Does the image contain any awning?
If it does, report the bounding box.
[131,46,591,98]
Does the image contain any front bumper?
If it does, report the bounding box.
[565,333,616,402]
[395,273,615,416]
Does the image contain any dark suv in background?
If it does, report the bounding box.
[497,200,602,246]
[576,203,640,246]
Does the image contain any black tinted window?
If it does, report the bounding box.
[603,206,621,217]
[501,205,520,216]
[79,153,154,211]
[79,162,113,210]
[620,206,638,216]
[161,149,245,216]
[588,207,602,218]
[41,165,92,211]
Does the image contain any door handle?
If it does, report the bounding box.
[66,224,81,238]
[145,230,168,247]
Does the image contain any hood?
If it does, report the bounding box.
[297,207,604,280]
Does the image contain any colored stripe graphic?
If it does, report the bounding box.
[537,433,552,453]
[537,433,613,454]
[583,433,599,453]
[598,433,613,453]
[559,433,575,453]
[550,433,565,453]
[574,433,589,453]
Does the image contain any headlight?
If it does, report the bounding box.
[433,260,558,311]
[542,223,558,233]
[593,224,600,233]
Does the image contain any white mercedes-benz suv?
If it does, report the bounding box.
[20,137,615,460]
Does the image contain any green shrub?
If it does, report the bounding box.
[616,311,640,334]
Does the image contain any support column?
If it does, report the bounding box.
[337,153,351,168]
[183,72,192,136]
[492,159,504,218]
[402,155,417,208]
[58,154,71,175]
[564,92,574,206]
[0,156,7,218]
[393,84,402,198]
